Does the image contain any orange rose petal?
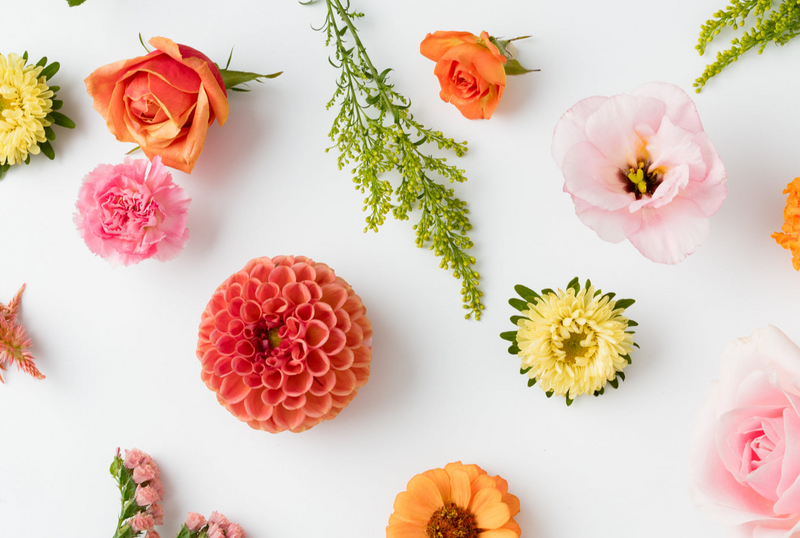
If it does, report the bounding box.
[421,468,451,502]
[85,52,156,120]
[185,57,230,125]
[449,469,471,508]
[480,31,506,64]
[407,475,445,511]
[469,487,502,517]
[442,45,506,88]
[387,521,427,538]
[148,75,197,119]
[394,491,435,522]
[420,31,480,62]
[474,502,510,530]
[477,529,519,538]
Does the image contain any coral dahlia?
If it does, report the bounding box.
[197,256,373,433]
[387,462,521,538]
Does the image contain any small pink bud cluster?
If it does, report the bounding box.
[123,448,165,538]
[184,511,244,538]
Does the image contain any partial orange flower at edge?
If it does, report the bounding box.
[387,461,521,538]
[0,284,44,382]
[772,177,800,270]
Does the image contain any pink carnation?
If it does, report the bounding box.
[74,156,191,266]
[124,448,147,469]
[207,524,226,538]
[131,512,155,533]
[552,82,727,264]
[135,485,160,507]
[132,461,159,484]
[226,523,245,538]
[208,511,229,528]
[185,512,207,532]
[147,503,164,526]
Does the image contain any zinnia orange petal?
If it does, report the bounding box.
[422,468,451,501]
[449,469,471,508]
[394,491,435,523]
[469,487,502,516]
[478,529,519,538]
[474,502,510,530]
[387,521,427,538]
[407,475,445,511]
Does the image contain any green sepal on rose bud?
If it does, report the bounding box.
[489,36,539,76]
[215,49,282,92]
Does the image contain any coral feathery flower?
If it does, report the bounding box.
[197,255,373,433]
[771,177,800,270]
[503,278,637,405]
[387,462,521,538]
[0,284,44,383]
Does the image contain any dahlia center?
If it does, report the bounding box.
[426,503,478,538]
[623,161,662,199]
[266,327,282,349]
[562,332,588,365]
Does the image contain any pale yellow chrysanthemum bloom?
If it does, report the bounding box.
[0,54,53,166]
[516,286,634,399]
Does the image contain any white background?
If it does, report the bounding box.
[1,0,799,537]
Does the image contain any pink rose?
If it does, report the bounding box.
[131,512,155,533]
[185,512,207,533]
[74,156,191,266]
[552,82,727,264]
[690,326,800,536]
[135,485,160,507]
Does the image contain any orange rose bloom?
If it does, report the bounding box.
[85,37,229,173]
[420,31,507,120]
[772,177,800,270]
[387,462,521,538]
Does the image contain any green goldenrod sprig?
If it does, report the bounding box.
[305,0,484,320]
[694,0,800,91]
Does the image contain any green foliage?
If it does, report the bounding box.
[695,0,800,91]
[216,49,283,92]
[66,0,87,5]
[308,0,484,320]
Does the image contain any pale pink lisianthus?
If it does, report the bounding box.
[690,326,800,536]
[74,156,191,266]
[185,512,207,532]
[552,82,727,264]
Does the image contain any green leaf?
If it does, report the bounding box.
[520,366,532,375]
[614,298,635,310]
[617,371,625,382]
[545,390,554,398]
[40,62,60,81]
[219,69,282,91]
[627,320,638,327]
[67,0,88,5]
[44,126,56,141]
[507,344,520,355]
[120,499,138,520]
[514,284,540,303]
[499,331,517,342]
[622,354,632,364]
[602,292,616,302]
[0,163,9,180]
[633,342,640,349]
[541,288,555,296]
[527,377,537,387]
[36,57,47,68]
[49,112,75,129]
[503,58,538,76]
[567,277,580,294]
[176,525,192,538]
[509,315,525,325]
[508,298,528,312]
[608,378,619,389]
[584,279,592,290]
[39,140,55,160]
[566,393,573,406]
[51,100,63,111]
[48,85,60,93]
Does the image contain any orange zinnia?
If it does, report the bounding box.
[387,462,521,538]
[772,177,800,270]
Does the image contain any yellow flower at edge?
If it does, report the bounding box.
[515,282,635,401]
[0,53,53,166]
[772,177,800,271]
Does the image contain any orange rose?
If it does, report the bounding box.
[85,37,229,173]
[420,31,507,120]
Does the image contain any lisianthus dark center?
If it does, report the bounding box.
[426,503,478,538]
[622,161,662,199]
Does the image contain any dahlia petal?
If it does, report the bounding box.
[561,142,632,211]
[284,282,312,305]
[335,309,352,333]
[584,94,666,169]
[256,282,280,303]
[272,405,305,430]
[215,334,237,356]
[330,347,355,371]
[342,295,364,321]
[243,389,273,421]
[306,349,331,376]
[263,388,286,406]
[394,491,436,522]
[387,521,427,538]
[269,265,296,289]
[352,345,372,367]
[309,370,337,396]
[355,315,373,340]
[249,262,272,282]
[214,357,233,377]
[306,281,324,301]
[313,301,338,329]
[314,263,336,284]
[320,284,348,310]
[322,328,347,356]
[292,262,316,282]
[331,369,357,396]
[470,487,503,517]
[224,283,242,303]
[627,196,710,264]
[225,398,250,421]
[219,375,250,404]
[281,359,304,376]
[305,320,330,349]
[295,303,315,323]
[241,301,262,324]
[282,394,307,410]
[346,322,364,348]
[552,95,608,169]
[214,310,234,333]
[284,371,313,397]
[474,502,511,530]
[242,279,260,301]
[477,530,518,538]
[449,470,471,508]
[408,475,445,511]
[235,340,255,358]
[303,392,333,418]
[351,366,371,387]
[632,82,704,133]
[200,349,221,370]
[231,356,253,376]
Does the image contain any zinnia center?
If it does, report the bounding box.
[623,161,662,199]
[426,503,478,538]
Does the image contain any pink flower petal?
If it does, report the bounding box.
[552,95,608,170]
[626,196,709,264]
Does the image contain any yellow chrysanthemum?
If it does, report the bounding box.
[0,53,53,166]
[514,283,635,401]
